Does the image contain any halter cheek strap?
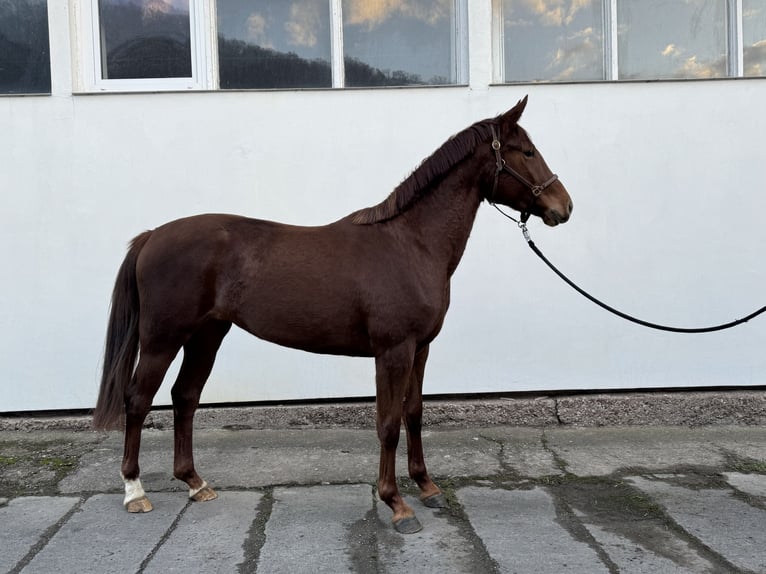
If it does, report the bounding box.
[489,124,559,221]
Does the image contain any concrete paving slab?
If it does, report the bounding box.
[545,427,725,476]
[0,496,80,573]
[21,493,187,574]
[60,428,504,495]
[629,476,766,573]
[60,429,382,494]
[579,520,716,574]
[257,484,373,574]
[375,496,489,573]
[706,426,766,463]
[723,472,766,499]
[476,427,562,477]
[143,491,262,573]
[399,429,501,479]
[457,486,609,573]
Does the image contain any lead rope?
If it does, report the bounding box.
[492,203,766,333]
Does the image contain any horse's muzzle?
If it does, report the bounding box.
[543,201,573,226]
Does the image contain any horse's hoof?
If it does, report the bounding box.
[190,485,218,502]
[393,515,423,534]
[125,496,153,513]
[421,492,448,508]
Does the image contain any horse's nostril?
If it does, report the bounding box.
[568,200,574,215]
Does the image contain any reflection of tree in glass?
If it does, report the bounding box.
[0,1,50,93]
[108,37,192,79]
[218,37,331,89]
[345,58,447,87]
[218,37,446,89]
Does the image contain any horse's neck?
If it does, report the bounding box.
[395,165,485,277]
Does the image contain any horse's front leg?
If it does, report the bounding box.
[171,322,230,502]
[375,342,422,534]
[404,345,447,509]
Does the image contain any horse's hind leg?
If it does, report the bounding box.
[404,345,446,509]
[171,320,231,503]
[121,349,178,513]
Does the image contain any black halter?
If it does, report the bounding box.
[489,124,559,222]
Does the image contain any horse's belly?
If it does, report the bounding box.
[232,302,374,358]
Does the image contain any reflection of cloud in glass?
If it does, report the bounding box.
[285,1,320,47]
[345,0,450,29]
[511,0,596,27]
[246,12,272,48]
[141,0,188,16]
[503,0,602,81]
[743,0,766,76]
[745,40,766,76]
[549,25,600,80]
[657,37,725,79]
[677,55,720,78]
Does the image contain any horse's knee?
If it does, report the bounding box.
[377,419,401,449]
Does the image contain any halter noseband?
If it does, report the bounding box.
[489,124,559,222]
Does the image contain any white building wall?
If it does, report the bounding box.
[1,4,765,412]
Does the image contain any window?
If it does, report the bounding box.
[81,0,466,91]
[499,0,604,82]
[0,0,51,94]
[342,0,463,87]
[495,0,765,83]
[617,1,727,80]
[82,0,210,90]
[98,0,192,80]
[217,0,332,89]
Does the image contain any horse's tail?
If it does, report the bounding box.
[93,231,152,430]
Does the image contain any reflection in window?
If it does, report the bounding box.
[0,0,50,94]
[743,1,766,77]
[617,0,726,80]
[501,0,603,83]
[217,0,331,89]
[342,0,459,87]
[98,0,192,79]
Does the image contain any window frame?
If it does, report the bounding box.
[492,0,749,84]
[75,0,468,92]
[78,0,216,92]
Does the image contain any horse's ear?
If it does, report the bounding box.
[504,95,528,125]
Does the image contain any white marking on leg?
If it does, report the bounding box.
[189,480,208,499]
[121,473,146,507]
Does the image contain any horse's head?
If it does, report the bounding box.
[485,97,573,227]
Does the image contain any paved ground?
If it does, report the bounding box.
[1,425,766,573]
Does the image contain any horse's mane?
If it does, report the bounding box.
[350,118,496,225]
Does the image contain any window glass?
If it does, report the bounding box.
[743,1,766,77]
[0,0,51,94]
[501,0,604,83]
[98,0,192,80]
[342,0,458,87]
[217,0,331,89]
[617,0,726,80]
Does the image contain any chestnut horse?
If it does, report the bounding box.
[93,97,572,534]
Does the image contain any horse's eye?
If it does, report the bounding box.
[523,149,535,158]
